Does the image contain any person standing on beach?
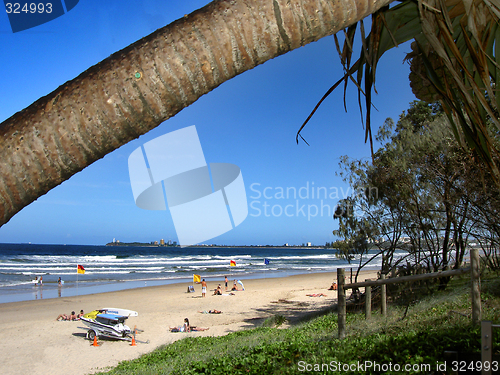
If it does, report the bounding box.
[225,276,228,291]
[201,279,207,297]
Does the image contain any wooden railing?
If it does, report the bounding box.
[337,248,481,339]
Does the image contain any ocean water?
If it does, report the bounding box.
[0,243,389,304]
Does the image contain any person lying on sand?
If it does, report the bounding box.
[198,310,222,314]
[191,326,209,331]
[56,311,79,321]
[306,293,327,297]
[169,326,210,332]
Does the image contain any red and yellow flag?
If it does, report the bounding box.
[77,265,85,274]
[193,274,201,283]
[230,260,236,267]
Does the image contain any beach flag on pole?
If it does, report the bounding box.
[230,260,236,267]
[77,265,85,274]
[264,259,270,265]
[193,274,201,283]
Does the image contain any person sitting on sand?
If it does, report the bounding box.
[77,309,84,318]
[328,282,337,290]
[232,279,238,291]
[170,318,191,332]
[170,318,210,332]
[56,311,78,321]
[213,284,222,295]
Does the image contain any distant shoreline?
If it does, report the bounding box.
[105,242,327,249]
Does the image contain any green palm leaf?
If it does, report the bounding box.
[298,0,500,186]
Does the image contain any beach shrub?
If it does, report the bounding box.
[262,314,287,327]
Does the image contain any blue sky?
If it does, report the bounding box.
[0,0,416,246]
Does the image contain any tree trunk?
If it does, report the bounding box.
[0,0,394,227]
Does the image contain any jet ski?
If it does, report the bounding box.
[80,308,136,341]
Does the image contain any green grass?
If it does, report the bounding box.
[94,274,500,375]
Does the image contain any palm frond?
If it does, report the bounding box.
[297,0,500,187]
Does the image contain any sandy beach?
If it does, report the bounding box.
[0,270,378,375]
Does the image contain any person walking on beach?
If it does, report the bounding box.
[225,275,228,291]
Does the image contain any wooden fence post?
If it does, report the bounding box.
[481,320,492,375]
[471,248,481,325]
[380,274,387,316]
[365,281,371,320]
[338,268,346,339]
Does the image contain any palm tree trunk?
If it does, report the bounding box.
[0,0,394,226]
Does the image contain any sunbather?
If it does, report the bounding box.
[170,318,190,332]
[169,318,209,332]
[56,311,78,321]
[213,284,222,295]
[191,326,209,331]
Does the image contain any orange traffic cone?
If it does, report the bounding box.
[130,335,136,346]
[92,335,100,347]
